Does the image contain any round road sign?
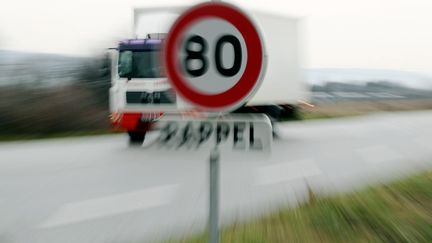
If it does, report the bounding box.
[164,2,266,112]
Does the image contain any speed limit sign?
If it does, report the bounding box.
[164,2,266,112]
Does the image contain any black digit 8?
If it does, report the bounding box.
[184,35,209,77]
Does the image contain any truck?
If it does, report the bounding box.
[108,5,309,145]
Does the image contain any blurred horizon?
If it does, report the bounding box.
[1,49,432,90]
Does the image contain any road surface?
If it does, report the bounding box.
[1,111,432,243]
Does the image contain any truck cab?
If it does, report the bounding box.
[109,35,177,145]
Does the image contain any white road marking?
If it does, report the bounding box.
[39,184,179,228]
[255,159,321,185]
[356,145,403,164]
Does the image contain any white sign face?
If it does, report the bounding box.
[152,114,272,153]
[178,18,248,95]
[164,2,266,112]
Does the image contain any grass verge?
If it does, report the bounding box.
[171,171,432,242]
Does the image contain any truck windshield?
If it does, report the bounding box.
[118,50,165,78]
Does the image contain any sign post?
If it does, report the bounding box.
[164,2,267,242]
[209,147,220,243]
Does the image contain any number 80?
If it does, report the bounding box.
[184,34,243,78]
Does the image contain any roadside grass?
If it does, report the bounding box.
[170,171,432,242]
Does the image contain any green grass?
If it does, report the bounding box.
[170,171,432,243]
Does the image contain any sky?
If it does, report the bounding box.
[0,0,431,75]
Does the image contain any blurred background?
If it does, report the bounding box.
[1,0,432,138]
[0,50,110,138]
[1,1,432,243]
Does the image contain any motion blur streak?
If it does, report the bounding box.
[1,111,432,242]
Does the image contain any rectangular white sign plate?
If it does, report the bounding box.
[152,114,272,153]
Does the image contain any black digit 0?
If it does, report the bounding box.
[184,35,208,77]
[215,35,242,77]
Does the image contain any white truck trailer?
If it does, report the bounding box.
[109,5,308,145]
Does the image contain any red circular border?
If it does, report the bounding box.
[164,2,264,111]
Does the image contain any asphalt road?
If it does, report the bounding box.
[1,111,432,243]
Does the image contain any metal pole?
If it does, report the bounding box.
[209,147,220,243]
[209,4,221,243]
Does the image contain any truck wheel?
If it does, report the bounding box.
[128,131,146,146]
